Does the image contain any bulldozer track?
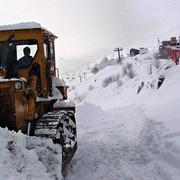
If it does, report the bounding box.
[34,110,77,175]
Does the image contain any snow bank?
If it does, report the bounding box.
[0,128,62,180]
[143,65,180,134]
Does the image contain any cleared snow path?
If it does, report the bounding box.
[66,103,180,180]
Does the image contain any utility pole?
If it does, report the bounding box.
[114,48,123,64]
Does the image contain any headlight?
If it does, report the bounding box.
[15,81,22,90]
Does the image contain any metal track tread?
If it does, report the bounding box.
[34,110,77,175]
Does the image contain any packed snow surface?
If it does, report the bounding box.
[66,53,180,180]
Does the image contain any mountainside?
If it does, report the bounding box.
[66,52,180,180]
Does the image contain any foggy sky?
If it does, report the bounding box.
[0,0,180,72]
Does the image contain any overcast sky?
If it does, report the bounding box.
[0,0,180,72]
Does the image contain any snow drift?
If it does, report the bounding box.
[0,128,62,180]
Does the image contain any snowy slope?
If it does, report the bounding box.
[66,53,180,180]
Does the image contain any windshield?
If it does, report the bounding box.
[0,39,38,78]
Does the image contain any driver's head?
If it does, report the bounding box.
[23,47,31,56]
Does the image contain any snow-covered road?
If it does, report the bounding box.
[66,103,180,180]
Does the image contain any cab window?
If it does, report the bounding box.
[0,39,38,78]
[16,41,38,69]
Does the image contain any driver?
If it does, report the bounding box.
[18,47,33,68]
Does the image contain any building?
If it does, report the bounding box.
[130,48,140,57]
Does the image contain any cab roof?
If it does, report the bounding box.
[0,22,57,39]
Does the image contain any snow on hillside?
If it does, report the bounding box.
[0,128,62,180]
[66,53,180,180]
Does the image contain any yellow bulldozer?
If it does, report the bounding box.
[0,22,77,175]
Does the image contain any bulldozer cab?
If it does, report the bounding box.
[0,23,77,174]
[0,22,59,131]
[0,22,57,96]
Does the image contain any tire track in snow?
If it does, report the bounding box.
[66,103,180,180]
